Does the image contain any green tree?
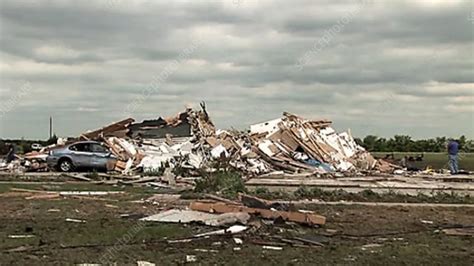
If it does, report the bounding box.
[387,135,412,152]
[362,135,378,151]
[375,137,388,152]
[458,135,467,150]
[434,137,447,152]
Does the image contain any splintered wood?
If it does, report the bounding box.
[189,201,326,226]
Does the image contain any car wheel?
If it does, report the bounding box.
[59,159,73,172]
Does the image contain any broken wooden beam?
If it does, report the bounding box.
[189,201,326,226]
[82,118,135,139]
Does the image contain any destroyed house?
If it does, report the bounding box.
[128,112,192,139]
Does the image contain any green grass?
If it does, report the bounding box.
[372,152,474,171]
[251,186,474,204]
[1,183,472,265]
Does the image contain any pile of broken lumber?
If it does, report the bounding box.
[142,193,326,227]
[1,103,395,178]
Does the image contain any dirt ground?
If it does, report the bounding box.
[0,183,473,265]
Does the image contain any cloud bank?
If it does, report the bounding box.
[0,0,472,139]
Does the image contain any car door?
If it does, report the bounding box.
[68,143,93,167]
[90,143,110,169]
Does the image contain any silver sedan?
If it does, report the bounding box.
[47,141,116,172]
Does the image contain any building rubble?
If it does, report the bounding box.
[0,103,396,178]
[215,112,391,175]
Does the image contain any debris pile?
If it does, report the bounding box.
[142,193,326,227]
[0,151,49,173]
[204,112,391,176]
[95,103,215,175]
[140,193,328,250]
[1,103,395,177]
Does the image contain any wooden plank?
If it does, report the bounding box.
[287,127,324,162]
[11,188,56,194]
[63,173,92,182]
[442,228,474,236]
[82,118,135,139]
[278,130,299,151]
[102,137,126,160]
[25,193,61,200]
[122,176,158,184]
[205,194,241,205]
[189,201,326,226]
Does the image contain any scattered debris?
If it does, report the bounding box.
[194,249,218,253]
[194,225,248,238]
[65,218,86,223]
[420,219,434,225]
[25,193,60,200]
[140,209,250,227]
[361,243,383,250]
[1,105,397,181]
[3,103,472,265]
[7,235,35,239]
[186,255,197,263]
[293,236,326,247]
[167,238,194,244]
[137,261,156,266]
[120,213,146,219]
[442,227,474,237]
[262,246,284,251]
[58,191,125,196]
[190,201,326,226]
[5,246,31,253]
[64,173,92,182]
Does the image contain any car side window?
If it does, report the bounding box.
[91,144,108,153]
[69,143,91,152]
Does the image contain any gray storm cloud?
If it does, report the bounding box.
[0,0,472,139]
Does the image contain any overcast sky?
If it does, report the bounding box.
[0,0,473,140]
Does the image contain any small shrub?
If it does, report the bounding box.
[194,169,247,198]
[254,187,271,199]
[255,186,270,195]
[310,187,325,198]
[294,186,312,199]
[360,189,380,200]
[85,170,99,179]
[172,166,187,177]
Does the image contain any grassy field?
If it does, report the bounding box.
[372,152,474,171]
[0,182,473,265]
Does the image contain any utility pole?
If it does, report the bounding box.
[49,116,53,139]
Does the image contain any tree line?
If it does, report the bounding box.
[354,135,473,153]
[0,135,58,154]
